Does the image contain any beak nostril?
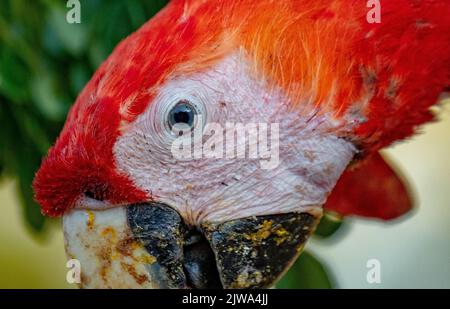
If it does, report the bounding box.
[84,188,107,202]
[183,230,223,289]
[84,191,103,201]
[183,229,203,246]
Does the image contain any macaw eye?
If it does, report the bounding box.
[168,100,197,129]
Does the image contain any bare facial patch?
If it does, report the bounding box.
[114,52,356,226]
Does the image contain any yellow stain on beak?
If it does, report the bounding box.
[243,220,291,245]
[64,208,161,288]
[86,210,95,231]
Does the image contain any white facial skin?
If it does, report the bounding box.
[113,52,357,226]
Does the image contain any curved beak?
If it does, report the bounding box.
[63,202,319,289]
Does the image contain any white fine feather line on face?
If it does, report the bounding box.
[113,51,358,226]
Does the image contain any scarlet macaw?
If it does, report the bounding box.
[33,0,450,288]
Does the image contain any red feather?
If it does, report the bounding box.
[325,153,413,220]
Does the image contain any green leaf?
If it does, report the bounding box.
[47,6,88,56]
[31,70,68,121]
[0,48,30,103]
[88,41,109,68]
[17,173,46,232]
[13,126,47,232]
[126,1,147,29]
[42,20,66,57]
[276,251,334,289]
[0,160,4,179]
[69,62,90,95]
[314,211,345,238]
[0,105,4,178]
[15,107,52,155]
[0,100,47,232]
[143,0,169,17]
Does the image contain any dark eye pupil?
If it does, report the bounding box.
[173,109,191,124]
[169,101,195,127]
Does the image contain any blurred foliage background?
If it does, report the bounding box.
[1,0,449,289]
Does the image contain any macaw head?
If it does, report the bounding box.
[33,0,450,288]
